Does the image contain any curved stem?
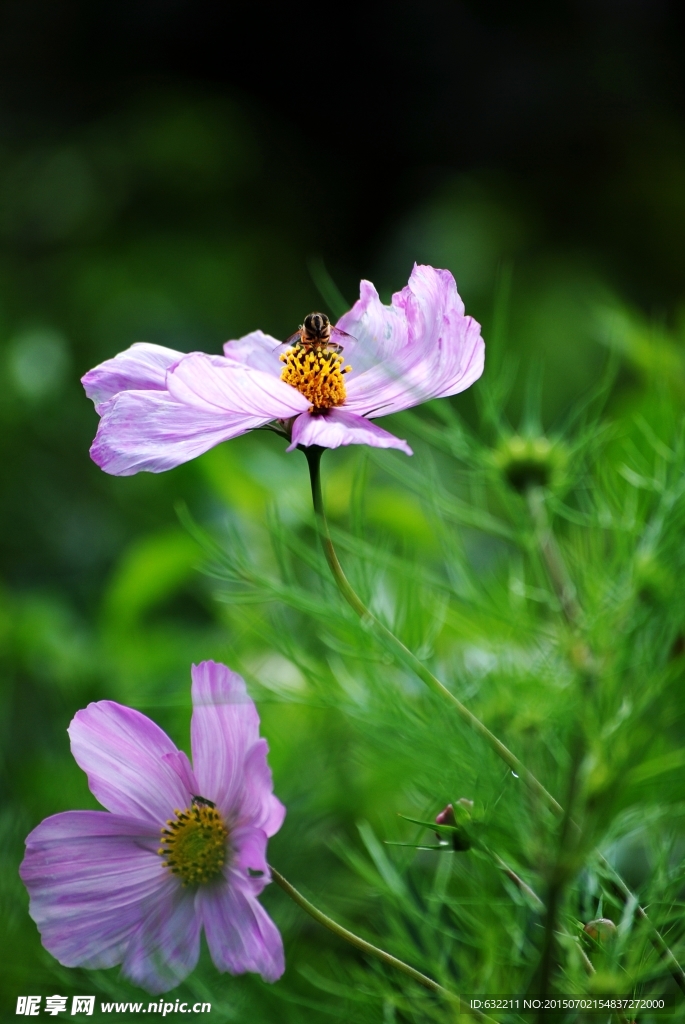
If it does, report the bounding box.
[526,486,580,626]
[302,447,685,993]
[270,865,493,1019]
[603,860,685,995]
[270,867,449,996]
[527,483,685,995]
[484,846,544,911]
[302,445,563,818]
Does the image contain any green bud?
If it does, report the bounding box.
[634,550,674,605]
[492,434,568,493]
[584,918,617,942]
[435,801,473,851]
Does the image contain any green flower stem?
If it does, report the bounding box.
[485,847,544,911]
[303,445,563,818]
[270,865,487,1018]
[482,847,598,983]
[526,484,685,995]
[526,486,580,626]
[536,736,585,1013]
[303,448,685,995]
[606,863,685,994]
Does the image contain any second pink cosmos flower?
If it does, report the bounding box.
[20,662,285,994]
[82,264,484,475]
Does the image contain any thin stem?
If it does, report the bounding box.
[300,446,684,999]
[604,865,685,995]
[527,483,685,995]
[526,486,580,626]
[270,865,481,1017]
[302,445,563,818]
[535,734,584,1015]
[484,848,599,987]
[302,447,685,996]
[485,847,544,911]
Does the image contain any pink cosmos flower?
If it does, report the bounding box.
[20,662,285,994]
[82,264,484,475]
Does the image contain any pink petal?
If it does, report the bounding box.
[338,265,484,417]
[161,750,199,796]
[82,343,185,413]
[90,390,256,476]
[121,880,200,994]
[336,279,409,373]
[231,824,270,894]
[238,740,286,837]
[190,662,265,823]
[198,876,285,982]
[222,330,286,373]
[68,701,191,826]
[344,315,483,416]
[287,408,413,454]
[166,353,309,417]
[20,810,167,972]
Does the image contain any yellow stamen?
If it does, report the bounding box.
[280,345,351,410]
[158,803,228,886]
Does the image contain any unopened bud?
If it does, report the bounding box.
[584,918,617,942]
[435,801,472,851]
[634,550,674,605]
[435,804,457,827]
[492,435,567,493]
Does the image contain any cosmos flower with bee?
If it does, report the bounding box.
[82,264,484,475]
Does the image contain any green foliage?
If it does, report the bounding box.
[2,89,685,1023]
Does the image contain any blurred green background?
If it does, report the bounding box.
[2,3,685,1021]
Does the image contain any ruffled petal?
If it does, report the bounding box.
[338,265,484,417]
[166,353,309,417]
[198,875,284,982]
[90,390,256,476]
[82,343,185,413]
[222,330,286,373]
[190,662,264,822]
[69,701,191,826]
[287,408,412,455]
[121,880,200,994]
[231,825,270,895]
[336,280,409,373]
[344,314,483,417]
[20,810,167,972]
[236,740,286,836]
[161,750,200,797]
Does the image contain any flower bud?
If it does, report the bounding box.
[634,550,674,605]
[435,801,473,851]
[584,918,617,942]
[435,804,457,827]
[492,434,568,493]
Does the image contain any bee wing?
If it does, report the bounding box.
[330,326,357,344]
[284,329,303,346]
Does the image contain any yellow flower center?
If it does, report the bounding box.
[158,801,228,886]
[279,345,351,410]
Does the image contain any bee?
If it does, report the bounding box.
[286,312,355,354]
[191,795,216,809]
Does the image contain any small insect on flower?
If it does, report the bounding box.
[284,312,353,355]
[191,795,216,808]
[82,264,484,475]
[20,662,286,994]
[280,313,355,414]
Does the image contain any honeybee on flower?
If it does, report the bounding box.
[283,311,353,355]
[82,264,485,474]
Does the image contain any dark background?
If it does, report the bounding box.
[2,0,685,306]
